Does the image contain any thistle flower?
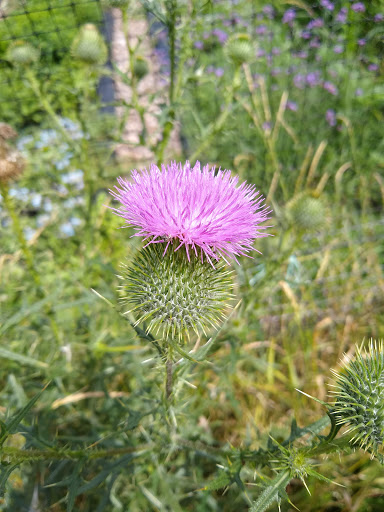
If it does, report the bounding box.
[118,242,233,342]
[71,24,107,65]
[329,340,384,456]
[224,34,254,65]
[110,161,271,265]
[6,41,40,66]
[286,191,327,232]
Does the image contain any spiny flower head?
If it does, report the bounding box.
[286,191,327,232]
[6,41,40,66]
[71,24,107,65]
[118,242,233,342]
[110,161,271,265]
[329,340,384,457]
[224,33,254,65]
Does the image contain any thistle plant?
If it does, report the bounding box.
[5,40,40,66]
[286,191,328,232]
[109,160,271,396]
[70,24,107,66]
[224,33,254,66]
[329,340,384,457]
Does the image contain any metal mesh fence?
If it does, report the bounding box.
[0,0,105,117]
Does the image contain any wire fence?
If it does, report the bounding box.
[0,0,106,116]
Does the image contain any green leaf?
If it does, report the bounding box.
[203,471,231,491]
[250,471,291,512]
[0,347,48,369]
[77,454,135,495]
[0,383,49,446]
[67,460,84,512]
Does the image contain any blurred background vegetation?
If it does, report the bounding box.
[0,0,383,510]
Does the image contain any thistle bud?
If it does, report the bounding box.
[71,24,107,65]
[133,56,149,81]
[6,41,40,66]
[286,191,327,232]
[224,33,254,65]
[118,242,233,343]
[329,340,384,457]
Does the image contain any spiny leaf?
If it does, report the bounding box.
[249,471,291,512]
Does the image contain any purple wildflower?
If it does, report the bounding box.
[256,25,268,36]
[194,41,204,50]
[326,109,337,127]
[212,28,228,44]
[293,73,306,89]
[309,38,321,49]
[357,38,366,46]
[333,44,343,54]
[368,63,378,72]
[214,67,224,77]
[355,88,363,96]
[263,5,275,19]
[286,100,298,112]
[374,14,384,22]
[351,2,365,13]
[282,8,296,24]
[336,8,348,23]
[306,71,321,87]
[320,0,334,11]
[110,161,271,264]
[301,30,311,40]
[307,19,324,29]
[323,81,338,95]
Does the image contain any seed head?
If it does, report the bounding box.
[118,242,233,342]
[286,191,327,232]
[71,24,107,65]
[6,41,40,66]
[110,161,272,265]
[224,33,254,65]
[329,340,384,457]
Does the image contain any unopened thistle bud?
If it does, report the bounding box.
[133,56,149,80]
[329,340,384,457]
[6,41,40,66]
[118,242,233,343]
[286,191,327,232]
[71,24,107,65]
[224,33,254,65]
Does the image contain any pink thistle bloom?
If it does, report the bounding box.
[110,161,272,265]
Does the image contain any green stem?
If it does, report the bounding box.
[165,359,173,400]
[189,67,241,163]
[155,0,177,164]
[1,444,150,464]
